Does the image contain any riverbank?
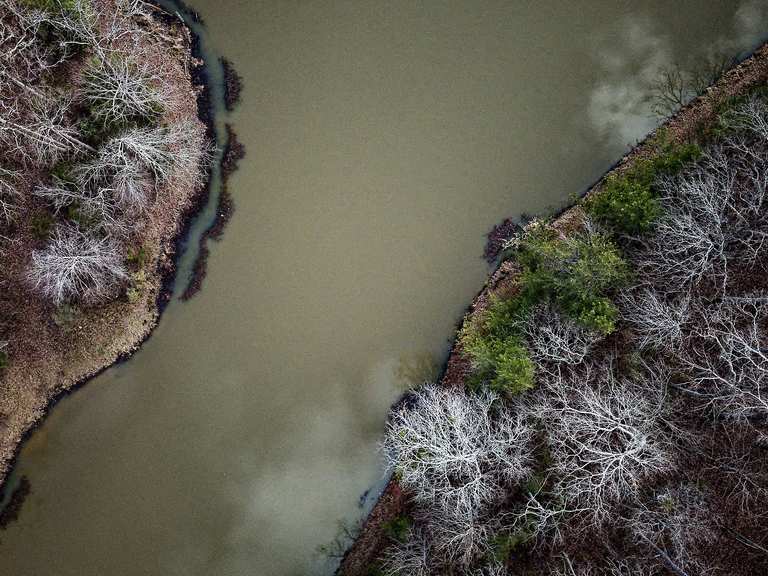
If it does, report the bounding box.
[337,40,768,576]
[0,0,214,497]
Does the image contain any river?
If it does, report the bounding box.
[1,1,765,574]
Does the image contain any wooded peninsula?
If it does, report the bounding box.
[0,0,209,491]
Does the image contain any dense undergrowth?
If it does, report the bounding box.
[373,89,768,576]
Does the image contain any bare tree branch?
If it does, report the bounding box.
[28,224,127,304]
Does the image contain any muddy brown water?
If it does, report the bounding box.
[1,1,766,575]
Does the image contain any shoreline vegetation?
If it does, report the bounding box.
[0,0,225,512]
[339,41,768,576]
[181,121,243,301]
[221,57,242,112]
[148,1,244,302]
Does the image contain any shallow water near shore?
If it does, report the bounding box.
[1,1,766,575]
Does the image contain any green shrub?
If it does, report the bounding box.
[126,286,141,303]
[567,295,618,334]
[461,297,535,396]
[22,0,77,12]
[474,295,531,342]
[568,235,629,295]
[517,225,628,329]
[31,212,54,240]
[66,202,99,230]
[522,473,546,497]
[77,110,140,147]
[126,270,148,304]
[490,530,532,564]
[624,135,702,189]
[51,161,76,186]
[583,178,660,235]
[584,138,701,235]
[461,224,627,394]
[76,113,107,146]
[492,343,535,394]
[382,515,412,543]
[0,349,8,370]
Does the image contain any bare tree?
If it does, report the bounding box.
[723,94,768,143]
[96,0,156,57]
[0,92,93,165]
[28,224,126,304]
[54,0,98,45]
[85,123,202,185]
[619,289,690,351]
[551,555,653,576]
[642,160,729,291]
[0,0,100,70]
[35,121,204,236]
[679,296,768,422]
[627,484,717,575]
[649,66,689,118]
[541,363,671,524]
[648,54,737,118]
[34,0,102,60]
[108,160,155,212]
[33,178,90,215]
[0,167,23,225]
[700,425,768,520]
[638,134,768,293]
[383,385,533,521]
[95,127,174,181]
[0,0,167,166]
[511,483,588,545]
[0,3,57,91]
[380,511,506,575]
[4,0,153,64]
[423,511,496,570]
[380,526,432,576]
[81,55,165,125]
[468,562,508,576]
[0,0,208,313]
[33,176,133,237]
[522,302,601,374]
[0,0,132,169]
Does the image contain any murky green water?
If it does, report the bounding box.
[1,1,765,574]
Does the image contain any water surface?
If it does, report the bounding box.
[1,1,766,574]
